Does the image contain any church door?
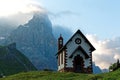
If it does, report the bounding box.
[73,55,84,73]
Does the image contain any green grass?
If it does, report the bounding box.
[88,69,120,80]
[1,69,120,80]
[0,71,92,80]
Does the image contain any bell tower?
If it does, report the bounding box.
[58,34,63,50]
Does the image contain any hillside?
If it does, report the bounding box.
[0,71,93,80]
[0,43,37,76]
[0,69,120,80]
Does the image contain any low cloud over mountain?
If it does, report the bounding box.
[0,1,47,40]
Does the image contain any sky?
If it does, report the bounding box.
[38,0,120,40]
[0,0,120,69]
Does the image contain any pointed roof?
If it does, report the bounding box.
[58,34,63,40]
[69,46,89,59]
[57,29,95,54]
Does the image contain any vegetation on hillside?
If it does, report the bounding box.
[0,44,37,76]
[109,59,120,71]
[0,69,120,80]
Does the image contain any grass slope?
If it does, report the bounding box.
[0,45,37,76]
[89,69,120,80]
[1,69,120,80]
[0,71,92,80]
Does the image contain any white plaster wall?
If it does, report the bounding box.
[84,58,91,68]
[58,53,61,70]
[66,40,78,57]
[81,39,91,55]
[66,33,91,57]
[58,64,64,70]
[75,33,91,55]
[58,51,65,70]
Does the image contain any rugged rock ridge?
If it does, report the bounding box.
[6,13,57,70]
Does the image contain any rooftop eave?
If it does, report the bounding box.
[56,46,66,56]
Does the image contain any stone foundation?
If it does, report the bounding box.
[59,67,92,74]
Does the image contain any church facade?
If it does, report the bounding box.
[56,30,95,73]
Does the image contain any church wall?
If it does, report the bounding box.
[66,33,91,57]
[58,51,65,71]
[84,58,91,68]
[66,34,81,58]
[77,34,91,55]
[65,33,92,69]
[66,40,77,57]
[66,50,91,68]
[81,40,91,55]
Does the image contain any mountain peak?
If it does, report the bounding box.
[25,12,52,32]
[6,12,57,70]
[33,12,48,20]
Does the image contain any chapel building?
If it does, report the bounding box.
[56,29,95,73]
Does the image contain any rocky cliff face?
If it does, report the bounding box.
[93,63,102,74]
[6,13,57,70]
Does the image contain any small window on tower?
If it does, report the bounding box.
[60,40,63,44]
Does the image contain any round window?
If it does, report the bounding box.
[75,38,81,44]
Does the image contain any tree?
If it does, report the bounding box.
[109,59,120,71]
[117,59,119,67]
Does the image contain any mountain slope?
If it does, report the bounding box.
[6,13,57,70]
[0,43,37,76]
[1,69,120,80]
[93,63,102,74]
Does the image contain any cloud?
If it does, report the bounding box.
[49,10,81,33]
[0,37,5,40]
[0,0,46,17]
[49,10,79,18]
[86,34,120,69]
[0,1,47,26]
[0,1,47,37]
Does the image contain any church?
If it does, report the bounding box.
[56,29,95,73]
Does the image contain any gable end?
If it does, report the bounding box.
[56,29,95,55]
[69,46,90,59]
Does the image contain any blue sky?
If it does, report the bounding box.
[36,0,120,40]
